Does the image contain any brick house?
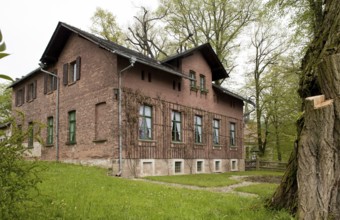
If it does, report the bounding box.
[10,22,250,177]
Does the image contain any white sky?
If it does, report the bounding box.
[0,0,159,82]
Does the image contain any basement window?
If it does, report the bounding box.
[174,160,183,174]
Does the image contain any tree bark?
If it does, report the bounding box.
[297,95,336,219]
[270,0,340,218]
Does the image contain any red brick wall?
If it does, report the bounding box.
[12,34,244,167]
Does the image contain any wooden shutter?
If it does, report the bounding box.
[26,84,29,102]
[63,63,68,86]
[33,80,37,99]
[44,74,48,94]
[22,87,25,104]
[53,70,58,90]
[76,56,81,81]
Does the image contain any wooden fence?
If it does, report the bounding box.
[245,160,288,171]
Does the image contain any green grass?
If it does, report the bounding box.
[145,170,284,187]
[23,162,291,219]
[235,183,279,198]
[145,173,240,187]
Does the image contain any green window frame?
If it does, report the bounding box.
[47,117,54,145]
[194,115,203,143]
[230,122,236,146]
[139,105,152,140]
[68,111,76,144]
[171,111,182,142]
[213,119,220,145]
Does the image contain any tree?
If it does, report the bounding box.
[90,7,124,44]
[0,29,41,219]
[247,18,288,157]
[126,6,169,59]
[0,83,12,119]
[158,0,257,83]
[0,29,12,81]
[271,1,340,218]
[261,59,300,161]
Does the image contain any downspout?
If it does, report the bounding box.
[117,57,136,176]
[39,65,60,161]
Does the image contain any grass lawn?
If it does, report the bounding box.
[234,183,280,198]
[24,162,292,219]
[145,170,284,187]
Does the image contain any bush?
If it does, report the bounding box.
[0,118,41,219]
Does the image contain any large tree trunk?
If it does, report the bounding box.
[270,1,340,218]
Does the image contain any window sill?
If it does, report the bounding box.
[213,145,222,149]
[230,146,238,149]
[45,144,54,147]
[67,81,76,86]
[93,139,107,143]
[66,142,77,145]
[171,142,185,147]
[194,143,204,148]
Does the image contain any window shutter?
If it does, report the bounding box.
[76,56,81,81]
[44,74,48,94]
[26,85,29,102]
[63,63,68,86]
[15,91,18,106]
[53,70,58,90]
[22,87,25,104]
[33,80,37,99]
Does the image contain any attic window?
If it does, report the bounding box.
[63,56,81,86]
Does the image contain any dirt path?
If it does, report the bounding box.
[134,175,260,197]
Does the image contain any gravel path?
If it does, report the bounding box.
[134,175,259,197]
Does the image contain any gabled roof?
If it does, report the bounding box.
[40,22,187,79]
[9,68,40,88]
[162,43,229,81]
[212,84,255,105]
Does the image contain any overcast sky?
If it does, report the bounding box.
[0,0,159,82]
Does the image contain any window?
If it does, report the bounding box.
[230,122,236,146]
[26,81,37,102]
[213,119,220,145]
[171,111,182,142]
[174,161,183,173]
[189,70,196,88]
[172,80,176,90]
[200,75,206,91]
[44,71,57,94]
[215,160,221,172]
[139,105,152,140]
[194,115,203,143]
[28,122,34,148]
[63,57,81,86]
[47,117,53,145]
[197,161,203,172]
[68,111,76,144]
[69,61,77,83]
[15,87,25,106]
[178,82,181,91]
[231,160,238,171]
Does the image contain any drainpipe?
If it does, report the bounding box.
[117,57,136,176]
[39,64,60,161]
